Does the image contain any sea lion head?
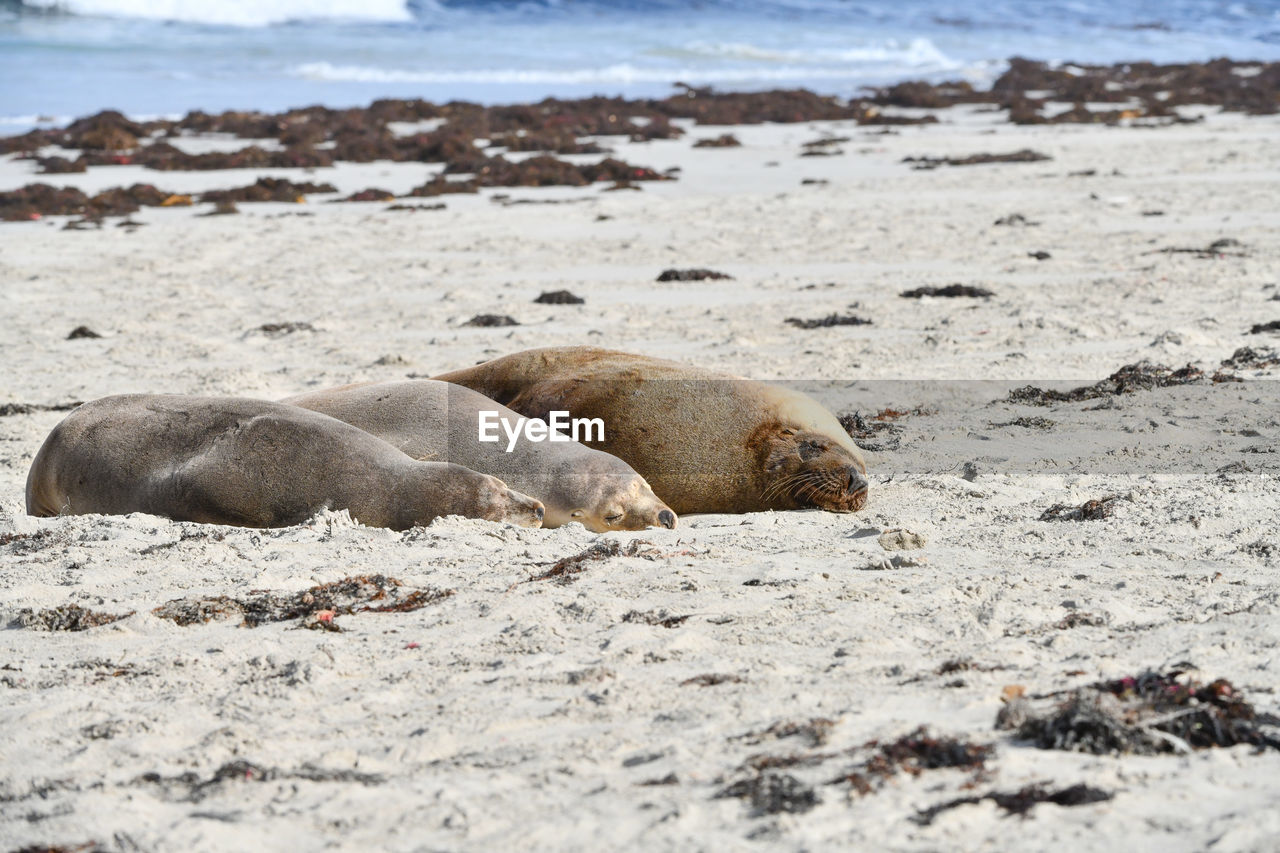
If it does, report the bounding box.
[760,425,869,513]
[433,466,545,528]
[547,466,677,532]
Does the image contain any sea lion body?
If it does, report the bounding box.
[25,394,544,530]
[433,347,868,515]
[283,380,676,531]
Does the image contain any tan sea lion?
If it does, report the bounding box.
[433,347,868,515]
[25,394,544,530]
[284,380,676,532]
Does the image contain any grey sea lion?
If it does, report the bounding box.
[284,380,676,531]
[433,346,869,515]
[25,394,544,530]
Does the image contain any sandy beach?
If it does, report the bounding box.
[2,99,1279,851]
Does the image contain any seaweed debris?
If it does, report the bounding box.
[828,727,994,795]
[1221,346,1280,370]
[14,605,133,632]
[693,134,742,148]
[903,149,1051,170]
[1249,320,1280,335]
[716,773,819,816]
[1008,361,1205,406]
[1039,496,1120,522]
[657,268,733,282]
[151,575,452,627]
[838,412,902,453]
[621,609,692,628]
[534,289,585,304]
[681,673,745,687]
[528,539,658,584]
[785,313,873,330]
[900,284,994,299]
[133,759,384,803]
[199,178,337,204]
[66,326,101,339]
[463,314,519,327]
[913,783,1113,825]
[733,718,837,749]
[1000,667,1280,755]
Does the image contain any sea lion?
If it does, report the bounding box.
[433,347,868,515]
[25,394,544,530]
[283,380,676,532]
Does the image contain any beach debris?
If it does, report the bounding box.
[1008,361,1205,405]
[637,773,679,786]
[681,673,745,687]
[1249,320,1280,335]
[657,268,733,282]
[462,314,519,327]
[1146,238,1247,259]
[66,326,101,340]
[903,149,1051,170]
[693,134,742,148]
[0,182,185,221]
[785,313,872,329]
[528,539,660,584]
[407,176,479,197]
[621,609,692,628]
[999,667,1280,755]
[534,289,585,304]
[838,412,902,452]
[150,575,452,628]
[733,718,837,749]
[256,321,315,337]
[1050,611,1108,629]
[13,604,133,632]
[336,188,396,202]
[716,773,820,816]
[1221,346,1280,370]
[0,400,82,418]
[1028,250,1052,260]
[133,760,384,803]
[878,529,926,551]
[900,284,994,299]
[385,202,445,212]
[913,783,1113,825]
[829,727,993,795]
[36,155,88,173]
[994,213,1039,226]
[199,178,336,204]
[1039,496,1120,522]
[992,416,1056,430]
[800,178,830,184]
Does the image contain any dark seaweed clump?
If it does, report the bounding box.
[1008,361,1205,405]
[462,314,519,327]
[134,759,383,803]
[900,284,994,299]
[829,727,993,795]
[1221,346,1280,370]
[1039,496,1119,522]
[14,604,133,632]
[913,783,1113,825]
[1250,320,1280,335]
[534,289,585,304]
[716,773,820,815]
[199,178,337,204]
[786,313,873,330]
[903,149,1051,170]
[657,268,734,282]
[528,539,659,584]
[1001,668,1280,755]
[693,134,742,148]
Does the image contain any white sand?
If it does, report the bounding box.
[2,107,1279,851]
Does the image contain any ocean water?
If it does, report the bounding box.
[1,0,1278,131]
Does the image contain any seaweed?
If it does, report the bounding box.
[681,673,745,687]
[828,727,993,795]
[1008,361,1205,406]
[903,149,1051,170]
[66,326,101,340]
[621,609,692,628]
[913,783,1113,825]
[199,178,337,204]
[693,134,742,148]
[133,760,384,803]
[13,605,133,632]
[1039,497,1119,522]
[1002,667,1280,755]
[534,289,585,304]
[528,539,658,584]
[151,575,453,628]
[656,268,733,282]
[716,773,819,815]
[900,284,994,298]
[1249,320,1280,335]
[462,314,519,327]
[785,313,872,329]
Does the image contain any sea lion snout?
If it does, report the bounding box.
[658,509,676,529]
[844,466,870,512]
